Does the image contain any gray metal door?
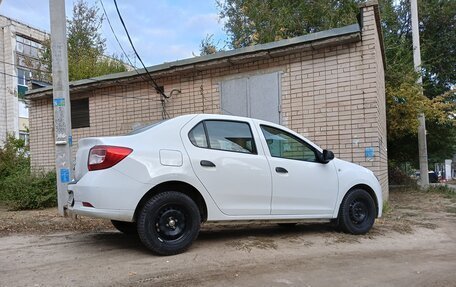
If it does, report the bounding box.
[220,77,248,117]
[249,73,280,124]
[221,72,280,123]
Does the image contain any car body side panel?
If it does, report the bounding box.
[179,115,273,216]
[331,159,383,218]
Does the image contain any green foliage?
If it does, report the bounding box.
[382,201,393,215]
[0,135,57,210]
[200,34,220,55]
[217,0,361,48]
[381,0,456,167]
[40,0,128,81]
[419,0,456,99]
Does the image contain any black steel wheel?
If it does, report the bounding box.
[111,220,137,235]
[337,188,376,234]
[137,191,201,256]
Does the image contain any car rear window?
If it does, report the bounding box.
[127,120,167,135]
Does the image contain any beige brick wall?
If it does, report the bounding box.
[29,3,388,198]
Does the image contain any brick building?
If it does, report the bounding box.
[26,2,389,198]
[0,15,48,144]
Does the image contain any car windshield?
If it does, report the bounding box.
[127,120,167,135]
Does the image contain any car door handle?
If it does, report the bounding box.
[200,160,216,167]
[275,167,288,173]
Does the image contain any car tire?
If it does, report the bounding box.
[137,191,201,256]
[111,220,137,235]
[338,188,376,235]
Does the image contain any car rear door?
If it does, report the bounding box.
[257,124,339,216]
[181,117,272,215]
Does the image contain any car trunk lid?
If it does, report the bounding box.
[74,137,104,181]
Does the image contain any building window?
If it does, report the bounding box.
[18,100,29,118]
[17,68,29,86]
[16,35,43,59]
[19,132,29,145]
[71,98,90,129]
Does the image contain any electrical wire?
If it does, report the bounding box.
[99,0,138,72]
[99,0,169,116]
[112,0,169,100]
[0,59,52,74]
[0,70,21,79]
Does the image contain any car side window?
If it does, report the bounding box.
[188,122,208,148]
[260,125,317,162]
[189,120,256,154]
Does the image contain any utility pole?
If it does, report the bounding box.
[50,0,73,215]
[411,0,429,187]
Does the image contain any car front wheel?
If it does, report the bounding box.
[137,191,201,256]
[338,188,376,234]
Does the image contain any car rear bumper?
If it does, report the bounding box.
[67,167,150,222]
[67,201,134,222]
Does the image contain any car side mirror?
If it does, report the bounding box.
[319,149,334,164]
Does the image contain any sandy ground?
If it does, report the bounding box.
[0,188,455,287]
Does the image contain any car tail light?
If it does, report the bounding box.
[88,145,133,171]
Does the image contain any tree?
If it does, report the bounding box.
[40,0,127,81]
[217,0,362,48]
[199,34,220,55]
[214,0,456,168]
[380,0,456,167]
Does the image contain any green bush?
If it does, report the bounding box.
[388,162,418,187]
[0,135,57,210]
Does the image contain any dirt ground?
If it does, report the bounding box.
[1,188,455,287]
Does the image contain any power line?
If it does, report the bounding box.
[99,0,137,72]
[112,0,169,100]
[0,59,52,74]
[0,70,21,79]
[99,0,166,113]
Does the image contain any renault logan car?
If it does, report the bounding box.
[68,114,382,255]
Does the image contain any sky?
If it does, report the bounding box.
[0,0,228,66]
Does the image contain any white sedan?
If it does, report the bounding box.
[68,114,382,255]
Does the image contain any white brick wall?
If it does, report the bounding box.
[0,15,47,144]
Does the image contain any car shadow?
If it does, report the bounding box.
[81,222,336,254]
[198,222,336,242]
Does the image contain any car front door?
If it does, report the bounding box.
[182,118,272,215]
[258,125,339,216]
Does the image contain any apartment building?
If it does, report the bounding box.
[0,15,48,144]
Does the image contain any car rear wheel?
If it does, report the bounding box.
[111,220,137,234]
[338,188,376,234]
[137,191,201,256]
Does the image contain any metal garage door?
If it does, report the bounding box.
[220,72,281,124]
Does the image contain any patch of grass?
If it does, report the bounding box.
[382,201,393,215]
[426,185,456,198]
